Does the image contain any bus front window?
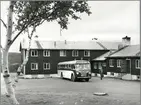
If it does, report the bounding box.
[75,64,90,70]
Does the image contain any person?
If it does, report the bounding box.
[99,68,104,80]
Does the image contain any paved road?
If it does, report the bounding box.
[1,76,140,105]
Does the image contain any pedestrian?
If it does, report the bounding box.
[99,68,104,80]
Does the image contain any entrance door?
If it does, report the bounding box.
[126,59,131,74]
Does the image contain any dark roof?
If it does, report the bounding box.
[20,39,107,50]
[107,45,140,58]
[93,51,114,61]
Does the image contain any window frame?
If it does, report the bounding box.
[98,62,102,69]
[72,50,78,57]
[31,63,38,70]
[135,59,140,69]
[117,59,121,68]
[93,63,97,69]
[43,63,50,70]
[60,50,66,57]
[43,50,50,57]
[109,59,114,67]
[31,50,38,57]
[84,50,90,57]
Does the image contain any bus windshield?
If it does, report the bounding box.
[75,63,90,71]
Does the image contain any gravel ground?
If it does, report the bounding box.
[1,76,140,105]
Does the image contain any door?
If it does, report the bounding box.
[126,59,131,74]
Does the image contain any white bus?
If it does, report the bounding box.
[57,60,91,82]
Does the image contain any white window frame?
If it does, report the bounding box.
[31,50,38,57]
[43,63,50,70]
[72,50,78,57]
[109,59,114,67]
[60,50,66,57]
[31,63,38,70]
[98,62,102,69]
[117,59,121,68]
[84,50,90,57]
[43,50,50,57]
[135,59,140,69]
[102,62,106,67]
[93,63,97,69]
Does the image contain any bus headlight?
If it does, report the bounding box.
[76,71,80,75]
[87,71,91,76]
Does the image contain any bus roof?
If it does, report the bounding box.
[58,60,90,65]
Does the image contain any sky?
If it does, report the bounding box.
[0,1,140,52]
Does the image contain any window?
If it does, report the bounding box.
[109,59,114,67]
[60,50,66,57]
[93,63,97,69]
[65,65,68,69]
[102,62,106,67]
[98,62,102,69]
[84,50,90,57]
[117,60,121,68]
[43,63,50,70]
[31,50,38,57]
[68,64,71,69]
[72,50,78,57]
[31,63,38,70]
[135,59,140,69]
[43,50,50,57]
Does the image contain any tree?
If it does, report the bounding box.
[1,1,91,105]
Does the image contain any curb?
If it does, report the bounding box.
[18,74,60,79]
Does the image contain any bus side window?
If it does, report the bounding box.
[65,65,67,69]
[68,64,71,69]
[72,65,75,70]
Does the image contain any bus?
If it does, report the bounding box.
[57,60,91,82]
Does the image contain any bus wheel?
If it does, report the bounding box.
[61,73,63,79]
[71,74,76,82]
[85,78,89,82]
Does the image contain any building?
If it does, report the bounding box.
[106,44,140,80]
[91,36,140,79]
[92,51,111,75]
[20,39,110,75]
[91,38,125,76]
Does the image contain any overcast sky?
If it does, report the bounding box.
[0,1,140,52]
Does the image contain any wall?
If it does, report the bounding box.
[24,49,108,74]
[106,57,140,75]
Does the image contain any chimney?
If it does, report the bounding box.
[118,44,124,50]
[122,36,131,47]
[65,40,67,44]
